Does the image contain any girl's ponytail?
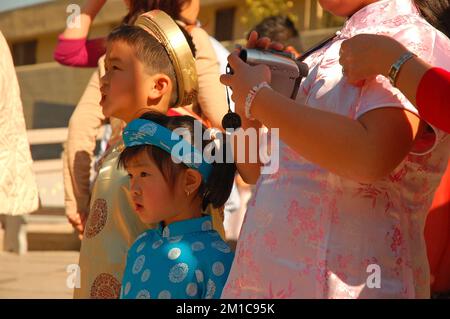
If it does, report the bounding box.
[201,132,236,210]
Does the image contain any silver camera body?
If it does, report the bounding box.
[234,49,309,99]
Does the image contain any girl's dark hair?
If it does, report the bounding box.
[118,112,236,210]
[122,0,193,25]
[414,0,450,38]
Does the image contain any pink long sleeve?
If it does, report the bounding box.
[54,35,106,68]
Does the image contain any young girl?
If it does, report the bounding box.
[119,112,236,299]
[220,0,450,298]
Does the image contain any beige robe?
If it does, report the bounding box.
[0,31,39,216]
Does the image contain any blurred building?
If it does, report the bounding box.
[0,0,343,128]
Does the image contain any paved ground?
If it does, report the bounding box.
[0,227,79,299]
[0,250,79,299]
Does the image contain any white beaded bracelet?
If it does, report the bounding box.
[245,82,271,120]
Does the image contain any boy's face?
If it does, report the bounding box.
[100,40,170,122]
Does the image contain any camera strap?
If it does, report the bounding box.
[290,34,337,100]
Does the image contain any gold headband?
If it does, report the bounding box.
[135,10,198,107]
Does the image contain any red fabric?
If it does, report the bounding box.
[420,70,450,294]
[425,160,450,293]
[416,67,450,134]
[54,35,106,68]
[166,108,184,117]
[167,108,211,128]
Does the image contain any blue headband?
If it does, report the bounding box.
[123,119,212,182]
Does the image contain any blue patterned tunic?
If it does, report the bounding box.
[120,215,234,299]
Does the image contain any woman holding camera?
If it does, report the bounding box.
[220,0,450,298]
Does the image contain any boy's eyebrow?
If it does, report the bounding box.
[108,57,123,63]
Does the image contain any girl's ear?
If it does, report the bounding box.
[147,74,171,101]
[183,168,202,195]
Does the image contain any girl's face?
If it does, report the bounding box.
[318,0,379,17]
[126,150,198,225]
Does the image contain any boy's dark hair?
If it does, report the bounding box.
[107,24,196,107]
[122,0,193,26]
[118,112,236,210]
[251,15,303,52]
[414,0,450,38]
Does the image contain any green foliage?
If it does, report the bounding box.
[241,0,298,31]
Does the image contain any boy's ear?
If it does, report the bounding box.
[147,73,172,101]
[183,168,202,195]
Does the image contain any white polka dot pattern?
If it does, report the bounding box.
[191,241,205,252]
[132,255,145,275]
[201,220,212,231]
[211,240,231,253]
[169,263,189,283]
[168,247,181,260]
[152,239,163,249]
[136,289,151,299]
[205,279,216,299]
[158,290,171,299]
[124,282,131,296]
[136,232,148,241]
[136,242,146,253]
[168,235,183,243]
[141,269,151,283]
[195,270,204,283]
[212,262,225,276]
[186,282,198,297]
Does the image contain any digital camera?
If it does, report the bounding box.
[227,48,309,99]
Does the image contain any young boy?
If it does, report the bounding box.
[74,11,200,299]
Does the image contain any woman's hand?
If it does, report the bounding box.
[339,34,408,85]
[220,31,279,121]
[220,52,271,121]
[246,30,284,51]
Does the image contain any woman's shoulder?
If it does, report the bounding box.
[188,26,215,52]
[186,25,210,39]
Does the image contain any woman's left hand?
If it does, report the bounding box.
[220,52,271,120]
[339,34,407,85]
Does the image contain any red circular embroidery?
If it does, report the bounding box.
[90,273,121,299]
[85,198,108,238]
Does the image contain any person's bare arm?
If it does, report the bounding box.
[221,53,422,183]
[62,0,106,39]
[63,66,105,236]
